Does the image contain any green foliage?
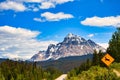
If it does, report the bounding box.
[0,60,62,80]
[107,28,120,62]
[92,50,105,66]
[110,62,120,72]
[44,67,62,80]
[67,49,120,80]
[67,59,92,79]
[67,66,120,80]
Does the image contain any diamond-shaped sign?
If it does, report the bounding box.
[101,53,114,67]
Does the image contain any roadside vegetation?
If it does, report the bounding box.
[67,28,120,80]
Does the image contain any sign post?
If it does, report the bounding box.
[101,53,114,67]
[101,53,115,80]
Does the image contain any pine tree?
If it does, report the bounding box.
[92,50,99,65]
[107,28,120,62]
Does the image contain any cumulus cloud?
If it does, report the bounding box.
[34,12,74,22]
[39,0,73,9]
[97,43,109,49]
[20,0,43,3]
[53,0,74,4]
[87,34,94,38]
[0,0,74,11]
[39,2,55,9]
[25,0,74,10]
[81,16,120,27]
[27,4,39,12]
[33,7,39,12]
[0,26,58,59]
[20,0,73,3]
[0,1,27,12]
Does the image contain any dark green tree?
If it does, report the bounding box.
[92,50,100,66]
[92,50,105,66]
[107,28,120,62]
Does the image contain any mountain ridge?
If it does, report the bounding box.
[31,33,105,61]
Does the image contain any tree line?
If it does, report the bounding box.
[0,60,62,80]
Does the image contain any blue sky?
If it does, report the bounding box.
[0,0,120,59]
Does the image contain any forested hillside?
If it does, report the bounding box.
[0,60,62,80]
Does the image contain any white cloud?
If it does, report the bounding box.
[87,34,94,38]
[2,53,19,59]
[33,7,39,12]
[34,18,45,22]
[27,4,39,12]
[0,1,27,12]
[97,43,109,49]
[53,0,74,4]
[0,26,58,59]
[81,16,120,27]
[20,0,73,3]
[34,12,74,22]
[39,2,55,9]
[16,0,73,10]
[20,0,43,3]
[0,26,40,38]
[39,0,73,9]
[0,0,74,11]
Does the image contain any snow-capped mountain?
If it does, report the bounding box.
[31,33,105,61]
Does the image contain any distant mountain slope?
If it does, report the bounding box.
[0,58,7,63]
[31,33,105,61]
[36,54,93,73]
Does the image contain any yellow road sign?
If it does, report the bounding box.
[101,53,114,67]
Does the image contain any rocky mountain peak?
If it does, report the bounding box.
[63,33,86,45]
[31,33,105,61]
[65,33,81,39]
[66,33,73,38]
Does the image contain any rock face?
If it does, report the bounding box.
[31,33,105,61]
